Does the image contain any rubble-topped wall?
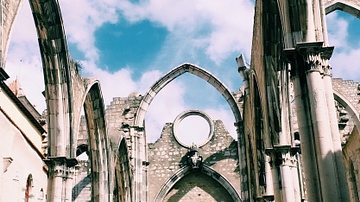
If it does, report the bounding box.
[332,79,360,202]
[105,93,143,152]
[332,78,360,112]
[147,118,240,201]
[72,160,91,202]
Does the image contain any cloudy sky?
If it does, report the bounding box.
[5,0,360,143]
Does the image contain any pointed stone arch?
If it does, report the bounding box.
[132,63,244,201]
[82,80,111,201]
[333,90,360,139]
[134,63,242,127]
[113,138,133,202]
[154,165,241,202]
[325,0,360,19]
[28,0,112,200]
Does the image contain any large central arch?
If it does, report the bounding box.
[132,63,245,200]
[154,165,241,202]
[134,63,242,127]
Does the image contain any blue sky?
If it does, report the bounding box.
[5,0,360,143]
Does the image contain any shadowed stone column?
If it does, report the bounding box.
[286,47,322,202]
[131,126,145,202]
[263,155,275,201]
[301,42,340,202]
[322,55,350,201]
[287,42,344,202]
[266,145,299,202]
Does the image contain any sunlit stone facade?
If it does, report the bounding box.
[1,0,360,201]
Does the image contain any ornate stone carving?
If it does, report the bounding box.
[44,157,77,179]
[321,59,332,76]
[303,51,323,73]
[187,144,203,169]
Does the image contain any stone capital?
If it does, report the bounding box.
[44,157,78,178]
[284,42,334,76]
[266,145,298,167]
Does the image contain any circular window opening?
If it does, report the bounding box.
[173,110,214,148]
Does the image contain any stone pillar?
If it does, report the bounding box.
[140,129,148,202]
[269,159,280,202]
[291,150,301,202]
[301,42,340,202]
[267,145,298,202]
[236,56,250,202]
[131,126,145,202]
[295,153,306,201]
[263,155,274,201]
[286,48,322,202]
[322,51,350,201]
[45,157,77,202]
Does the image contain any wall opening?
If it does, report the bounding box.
[164,171,234,201]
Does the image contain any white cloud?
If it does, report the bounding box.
[330,49,360,81]
[59,0,119,61]
[326,11,360,82]
[118,0,254,64]
[326,12,349,50]
[5,0,45,111]
[145,79,187,142]
[205,107,237,139]
[6,0,248,144]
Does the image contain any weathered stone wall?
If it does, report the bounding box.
[332,78,360,112]
[343,129,360,202]
[72,160,92,202]
[147,118,240,201]
[163,172,233,202]
[332,78,360,202]
[105,93,143,151]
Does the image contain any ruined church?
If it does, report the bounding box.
[0,0,360,201]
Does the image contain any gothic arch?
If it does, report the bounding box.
[134,63,242,127]
[82,80,111,201]
[113,138,133,202]
[244,72,269,198]
[154,165,241,202]
[133,63,244,201]
[325,0,360,19]
[333,90,360,138]
[28,0,112,200]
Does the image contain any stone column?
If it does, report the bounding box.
[291,150,301,202]
[45,157,77,202]
[263,155,274,201]
[298,42,341,201]
[322,52,350,201]
[285,48,322,202]
[295,153,306,201]
[131,126,145,202]
[268,145,297,202]
[236,55,250,202]
[269,159,280,202]
[236,122,250,202]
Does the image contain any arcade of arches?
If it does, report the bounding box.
[0,0,360,202]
